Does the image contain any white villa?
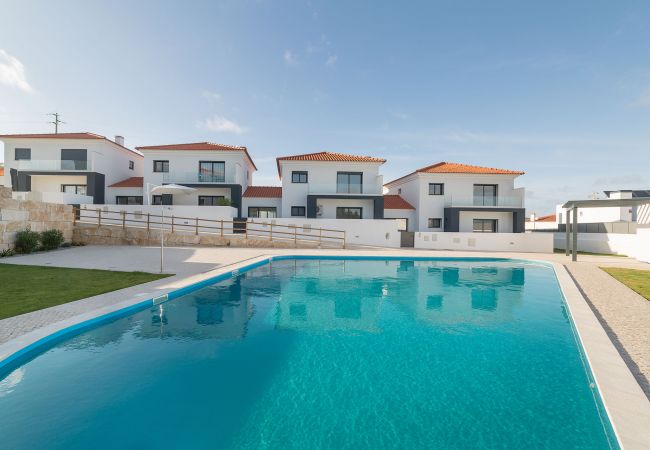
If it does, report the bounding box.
[0,133,143,204]
[555,189,649,227]
[383,162,526,233]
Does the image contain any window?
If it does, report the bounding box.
[116,196,143,205]
[198,196,225,206]
[152,195,164,205]
[248,207,277,218]
[428,183,444,195]
[473,184,497,206]
[199,161,225,182]
[428,218,442,228]
[61,184,87,195]
[337,172,363,193]
[61,149,88,170]
[153,160,169,173]
[291,206,306,216]
[15,148,31,160]
[336,207,362,219]
[292,171,308,183]
[129,160,134,170]
[395,218,408,231]
[473,219,498,233]
[398,188,402,194]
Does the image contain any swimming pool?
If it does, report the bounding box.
[0,257,617,449]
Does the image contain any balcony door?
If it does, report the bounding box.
[337,172,363,194]
[61,149,88,170]
[473,184,497,206]
[198,161,225,183]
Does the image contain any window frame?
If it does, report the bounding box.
[115,196,143,205]
[336,207,363,219]
[427,218,442,229]
[473,219,498,233]
[198,161,226,182]
[336,172,363,194]
[15,148,31,161]
[61,184,87,195]
[129,160,134,170]
[153,160,169,173]
[291,171,308,183]
[428,183,444,195]
[198,195,225,206]
[291,206,306,217]
[60,149,88,170]
[248,206,278,218]
[473,184,498,206]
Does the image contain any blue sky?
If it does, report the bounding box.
[1,0,649,214]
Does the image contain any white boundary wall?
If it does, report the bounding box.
[249,218,401,248]
[415,232,553,253]
[553,232,642,258]
[79,204,238,228]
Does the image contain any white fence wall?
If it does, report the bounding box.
[415,232,553,253]
[553,232,640,257]
[80,204,237,220]
[636,228,650,263]
[249,218,401,248]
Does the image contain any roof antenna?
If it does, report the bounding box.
[48,112,65,134]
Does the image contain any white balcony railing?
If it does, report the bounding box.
[308,182,383,196]
[162,171,238,184]
[16,159,92,171]
[444,195,524,208]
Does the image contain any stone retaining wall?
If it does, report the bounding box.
[0,187,74,251]
[72,222,335,249]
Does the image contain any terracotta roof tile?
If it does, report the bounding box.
[385,162,525,185]
[0,167,4,177]
[276,151,386,177]
[531,214,556,222]
[383,195,415,210]
[108,177,144,188]
[0,132,142,157]
[242,186,282,198]
[136,141,256,170]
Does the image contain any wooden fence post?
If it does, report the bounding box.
[319,228,322,248]
[343,231,346,249]
[171,215,174,233]
[97,209,102,227]
[220,220,224,237]
[147,213,150,231]
[294,226,297,247]
[122,211,126,229]
[195,217,199,235]
[269,223,273,241]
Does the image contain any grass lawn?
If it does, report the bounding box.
[0,264,171,320]
[553,248,626,257]
[601,267,650,301]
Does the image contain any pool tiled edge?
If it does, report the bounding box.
[552,263,650,449]
[0,255,648,449]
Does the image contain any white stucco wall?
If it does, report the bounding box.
[385,172,524,232]
[553,232,641,257]
[0,137,143,190]
[241,197,282,217]
[383,208,417,231]
[458,211,513,233]
[29,174,88,193]
[555,204,635,224]
[278,160,383,218]
[105,187,145,204]
[415,232,553,253]
[79,204,238,226]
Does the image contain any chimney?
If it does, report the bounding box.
[115,135,125,146]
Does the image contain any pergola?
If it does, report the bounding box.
[561,198,650,261]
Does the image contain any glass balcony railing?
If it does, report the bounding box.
[162,171,238,184]
[308,182,383,195]
[16,159,92,171]
[444,195,524,208]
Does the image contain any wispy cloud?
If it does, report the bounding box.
[283,50,298,66]
[326,54,338,66]
[0,49,33,93]
[630,88,650,107]
[197,115,248,134]
[201,90,221,102]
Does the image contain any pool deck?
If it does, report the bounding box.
[1,245,649,448]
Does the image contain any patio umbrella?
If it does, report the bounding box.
[150,184,197,273]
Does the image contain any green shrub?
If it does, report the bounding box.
[217,198,232,206]
[40,229,65,251]
[15,229,40,254]
[0,248,16,257]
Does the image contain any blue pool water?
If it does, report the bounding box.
[0,258,616,449]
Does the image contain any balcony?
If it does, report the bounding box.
[16,159,92,171]
[444,195,524,208]
[308,177,384,196]
[13,191,94,205]
[162,171,239,184]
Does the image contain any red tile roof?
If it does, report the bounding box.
[108,177,144,188]
[0,132,142,157]
[529,214,556,222]
[385,162,525,186]
[243,186,282,198]
[384,195,415,210]
[136,141,257,170]
[276,151,386,177]
[0,167,4,177]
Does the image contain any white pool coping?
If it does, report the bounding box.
[0,255,649,449]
